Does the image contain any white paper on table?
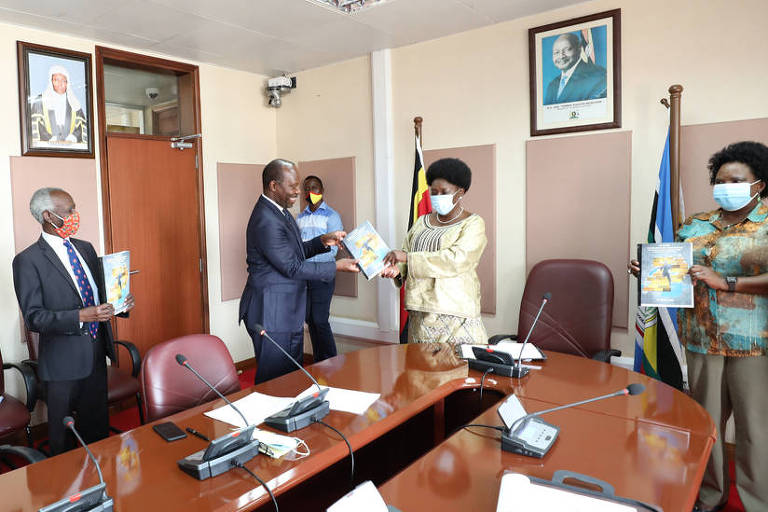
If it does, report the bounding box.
[328,480,389,512]
[496,473,637,512]
[461,342,544,361]
[204,391,295,428]
[296,386,380,415]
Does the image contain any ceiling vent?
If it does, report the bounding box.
[305,0,391,14]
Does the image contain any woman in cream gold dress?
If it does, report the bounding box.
[382,158,487,345]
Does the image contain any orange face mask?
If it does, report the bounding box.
[49,210,80,238]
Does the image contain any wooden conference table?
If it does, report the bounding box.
[1,344,715,511]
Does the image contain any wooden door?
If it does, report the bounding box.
[106,136,205,355]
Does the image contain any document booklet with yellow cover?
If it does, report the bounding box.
[101,250,130,313]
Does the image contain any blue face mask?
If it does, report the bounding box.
[430,192,458,215]
[713,180,760,211]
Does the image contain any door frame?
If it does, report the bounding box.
[95,46,209,333]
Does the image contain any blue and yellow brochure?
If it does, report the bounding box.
[638,242,693,308]
[101,250,131,313]
[342,221,391,280]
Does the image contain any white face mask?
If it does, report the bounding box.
[430,191,458,215]
[713,180,761,211]
[251,429,309,459]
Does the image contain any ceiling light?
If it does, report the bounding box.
[305,0,391,14]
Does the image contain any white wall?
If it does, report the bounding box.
[0,22,277,400]
[275,56,377,324]
[4,0,768,401]
[388,0,768,354]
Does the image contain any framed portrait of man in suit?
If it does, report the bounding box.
[17,41,94,158]
[529,9,621,137]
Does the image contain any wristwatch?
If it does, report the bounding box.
[726,276,737,292]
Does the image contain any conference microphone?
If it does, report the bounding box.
[175,353,261,480]
[467,292,550,378]
[175,354,250,427]
[38,417,113,512]
[254,323,331,433]
[498,384,645,458]
[512,292,551,378]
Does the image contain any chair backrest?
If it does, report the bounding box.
[518,259,614,358]
[139,334,241,423]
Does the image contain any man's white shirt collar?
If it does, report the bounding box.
[40,230,99,306]
[261,194,286,214]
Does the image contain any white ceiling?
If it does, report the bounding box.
[0,0,585,76]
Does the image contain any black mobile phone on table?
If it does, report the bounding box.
[153,421,187,442]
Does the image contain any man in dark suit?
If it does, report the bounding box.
[240,159,359,384]
[544,33,607,105]
[12,187,135,454]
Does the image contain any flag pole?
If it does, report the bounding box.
[662,85,683,231]
[414,116,423,145]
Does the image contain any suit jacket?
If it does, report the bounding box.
[544,60,607,105]
[239,196,336,333]
[12,236,116,381]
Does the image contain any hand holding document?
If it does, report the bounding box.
[101,251,131,314]
[342,221,391,280]
[637,242,693,308]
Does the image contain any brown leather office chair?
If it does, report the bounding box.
[139,334,241,423]
[24,330,144,429]
[490,259,620,362]
[0,348,37,446]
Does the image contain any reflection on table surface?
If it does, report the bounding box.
[0,344,714,512]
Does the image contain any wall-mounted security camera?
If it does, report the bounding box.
[145,87,160,100]
[266,76,296,108]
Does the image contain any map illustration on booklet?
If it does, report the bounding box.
[101,250,131,313]
[638,242,693,308]
[342,221,391,280]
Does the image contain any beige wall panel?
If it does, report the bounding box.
[526,131,631,329]
[11,157,101,255]
[216,162,264,302]
[298,157,357,298]
[423,145,496,315]
[276,56,375,323]
[390,0,768,356]
[681,118,768,218]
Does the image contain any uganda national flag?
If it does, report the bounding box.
[399,135,431,343]
[633,131,685,390]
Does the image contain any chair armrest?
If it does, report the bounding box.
[0,444,47,464]
[2,361,38,411]
[591,349,621,363]
[488,334,518,345]
[114,340,141,378]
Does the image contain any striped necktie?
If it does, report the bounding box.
[63,240,98,339]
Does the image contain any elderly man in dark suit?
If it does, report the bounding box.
[12,187,134,454]
[239,159,359,384]
[544,32,607,105]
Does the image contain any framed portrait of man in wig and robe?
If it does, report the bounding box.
[17,41,94,157]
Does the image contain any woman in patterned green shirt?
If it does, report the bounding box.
[631,141,768,512]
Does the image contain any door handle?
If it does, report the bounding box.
[130,270,140,275]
